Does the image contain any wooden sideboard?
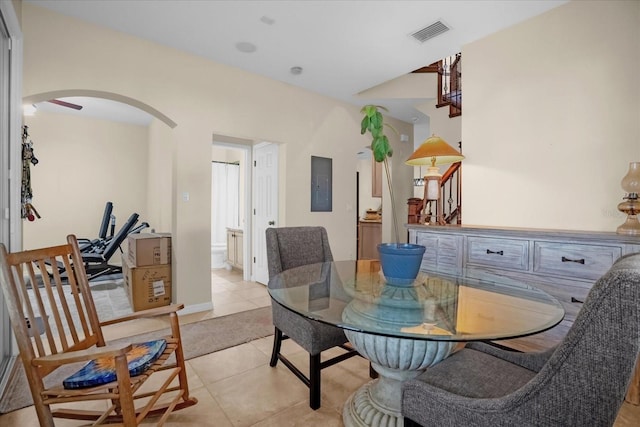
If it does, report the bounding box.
[407,224,640,404]
[358,221,381,260]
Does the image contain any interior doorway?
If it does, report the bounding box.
[208,138,277,318]
[211,157,241,269]
[208,139,278,286]
[211,140,251,282]
[356,148,382,260]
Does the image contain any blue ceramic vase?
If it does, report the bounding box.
[377,243,426,286]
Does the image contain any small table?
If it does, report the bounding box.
[268,260,565,427]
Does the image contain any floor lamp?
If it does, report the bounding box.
[406,135,465,225]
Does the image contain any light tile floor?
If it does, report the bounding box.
[1,268,639,426]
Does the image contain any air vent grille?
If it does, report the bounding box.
[411,21,450,43]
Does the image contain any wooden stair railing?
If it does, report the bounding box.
[437,53,461,117]
[410,55,463,224]
[411,53,462,117]
[414,159,462,226]
[439,161,462,225]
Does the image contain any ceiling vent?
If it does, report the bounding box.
[411,21,450,43]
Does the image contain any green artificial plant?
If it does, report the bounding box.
[360,104,400,243]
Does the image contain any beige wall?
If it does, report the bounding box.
[11,0,20,23]
[22,112,149,262]
[211,146,243,163]
[462,0,640,230]
[20,4,413,309]
[357,153,381,219]
[20,2,632,311]
[147,119,173,233]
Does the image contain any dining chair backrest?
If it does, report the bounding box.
[266,226,333,278]
[530,252,640,422]
[264,226,356,410]
[402,252,640,427]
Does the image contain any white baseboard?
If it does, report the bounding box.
[178,301,214,316]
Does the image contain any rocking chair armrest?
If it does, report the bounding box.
[99,303,185,327]
[33,343,133,368]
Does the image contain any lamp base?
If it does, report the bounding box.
[617,198,640,235]
[617,215,640,235]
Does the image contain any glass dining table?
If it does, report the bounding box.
[268,259,565,427]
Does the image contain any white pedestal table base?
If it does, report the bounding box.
[342,330,456,427]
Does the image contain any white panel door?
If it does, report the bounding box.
[252,142,278,285]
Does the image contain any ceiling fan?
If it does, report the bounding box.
[47,99,83,110]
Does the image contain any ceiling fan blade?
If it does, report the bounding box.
[48,99,83,110]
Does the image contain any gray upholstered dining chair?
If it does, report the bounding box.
[266,226,359,409]
[402,252,640,427]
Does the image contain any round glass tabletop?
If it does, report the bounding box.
[268,260,565,342]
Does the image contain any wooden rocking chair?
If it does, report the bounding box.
[0,235,197,426]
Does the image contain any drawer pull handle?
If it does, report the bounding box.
[486,249,504,256]
[571,297,584,304]
[561,256,585,264]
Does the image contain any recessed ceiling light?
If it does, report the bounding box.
[235,42,257,53]
[290,66,303,75]
[260,16,275,25]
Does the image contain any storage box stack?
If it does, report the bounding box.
[122,233,172,311]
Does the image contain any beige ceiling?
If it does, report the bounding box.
[25,0,567,123]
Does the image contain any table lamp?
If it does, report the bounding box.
[406,135,464,225]
[617,161,640,235]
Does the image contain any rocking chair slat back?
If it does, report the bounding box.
[1,238,104,376]
[0,235,198,426]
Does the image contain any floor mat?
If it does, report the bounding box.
[0,306,273,414]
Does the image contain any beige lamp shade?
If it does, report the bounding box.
[405,135,465,167]
[621,162,640,194]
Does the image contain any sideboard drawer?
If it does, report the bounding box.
[415,232,463,274]
[467,237,529,271]
[436,234,463,274]
[530,279,592,323]
[416,234,437,270]
[533,242,621,281]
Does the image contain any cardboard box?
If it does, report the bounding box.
[127,233,171,267]
[122,259,172,311]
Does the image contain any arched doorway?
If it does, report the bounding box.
[19,91,178,324]
[20,92,175,252]
[23,90,176,128]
